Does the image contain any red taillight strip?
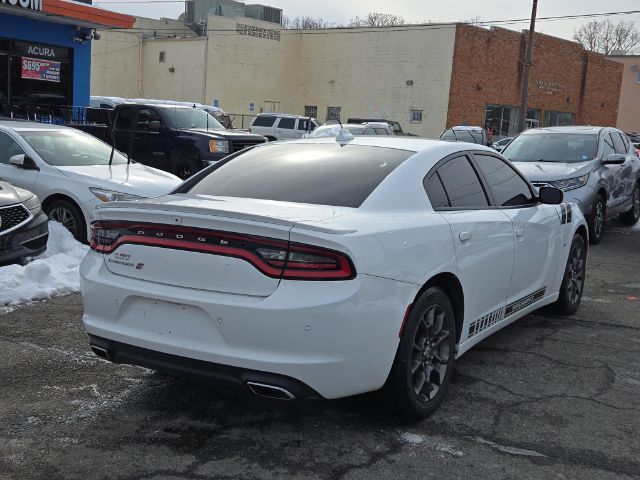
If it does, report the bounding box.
[90,221,356,281]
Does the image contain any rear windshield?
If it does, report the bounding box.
[502,133,598,163]
[186,143,412,208]
[440,129,484,144]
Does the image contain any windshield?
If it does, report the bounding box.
[502,133,598,163]
[162,108,225,130]
[308,125,365,138]
[20,129,129,166]
[186,143,412,208]
[440,129,484,144]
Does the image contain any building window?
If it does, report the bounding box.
[304,105,318,118]
[544,111,574,127]
[410,109,423,123]
[636,71,640,83]
[159,51,166,63]
[326,106,341,122]
[484,104,518,139]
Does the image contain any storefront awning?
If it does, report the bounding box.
[0,0,135,29]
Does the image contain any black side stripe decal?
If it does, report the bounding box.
[504,287,547,317]
[560,203,572,224]
[468,286,547,338]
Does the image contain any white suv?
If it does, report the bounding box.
[249,114,319,141]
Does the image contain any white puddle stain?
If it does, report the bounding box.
[399,432,464,457]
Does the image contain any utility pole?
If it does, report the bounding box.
[518,0,538,133]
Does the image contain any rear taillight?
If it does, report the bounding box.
[90,221,355,281]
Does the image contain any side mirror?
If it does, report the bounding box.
[148,121,162,132]
[602,153,625,165]
[9,154,39,171]
[538,186,563,205]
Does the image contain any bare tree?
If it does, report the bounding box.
[282,16,333,29]
[574,19,640,55]
[349,12,405,28]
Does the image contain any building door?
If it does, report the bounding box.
[263,101,280,113]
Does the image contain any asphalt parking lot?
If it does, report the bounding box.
[1,227,639,480]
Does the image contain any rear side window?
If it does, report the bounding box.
[115,107,133,130]
[435,156,489,208]
[474,154,534,207]
[277,118,296,129]
[187,144,412,208]
[375,128,391,135]
[425,174,449,208]
[252,116,276,127]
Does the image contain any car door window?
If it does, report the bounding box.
[602,133,616,158]
[474,154,535,207]
[0,131,25,164]
[115,107,134,131]
[134,108,162,132]
[375,128,390,135]
[277,118,296,130]
[424,173,450,208]
[612,132,628,154]
[435,155,489,208]
[297,119,311,131]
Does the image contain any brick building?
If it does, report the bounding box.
[92,16,624,138]
[448,25,623,139]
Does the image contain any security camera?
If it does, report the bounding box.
[92,31,101,41]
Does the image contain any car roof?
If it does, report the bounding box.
[256,113,309,119]
[0,119,69,131]
[521,126,605,135]
[448,126,484,131]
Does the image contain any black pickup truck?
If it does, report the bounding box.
[76,104,266,179]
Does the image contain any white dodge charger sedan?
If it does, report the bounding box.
[80,135,588,418]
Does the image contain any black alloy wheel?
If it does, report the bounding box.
[588,194,606,245]
[384,287,456,419]
[45,199,87,243]
[619,183,640,226]
[552,234,587,315]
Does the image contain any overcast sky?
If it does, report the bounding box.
[94,0,640,40]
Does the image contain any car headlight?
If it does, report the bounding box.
[209,140,229,154]
[89,188,143,203]
[22,195,41,214]
[549,174,589,191]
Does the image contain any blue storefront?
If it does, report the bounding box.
[0,0,133,117]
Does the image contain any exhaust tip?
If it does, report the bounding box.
[246,381,296,400]
[90,344,110,360]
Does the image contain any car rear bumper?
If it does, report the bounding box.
[80,251,417,399]
[0,212,48,265]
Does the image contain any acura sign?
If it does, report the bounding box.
[1,0,43,11]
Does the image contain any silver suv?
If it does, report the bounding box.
[249,114,319,141]
[502,126,640,244]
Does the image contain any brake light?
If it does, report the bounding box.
[90,221,355,281]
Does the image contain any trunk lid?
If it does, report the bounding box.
[95,195,354,297]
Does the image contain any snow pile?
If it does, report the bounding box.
[1,222,89,312]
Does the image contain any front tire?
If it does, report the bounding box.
[551,234,587,315]
[619,183,640,226]
[384,288,456,419]
[174,155,200,180]
[45,199,87,243]
[588,194,606,245]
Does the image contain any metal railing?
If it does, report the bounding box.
[1,104,112,127]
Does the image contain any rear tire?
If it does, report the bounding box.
[588,194,606,245]
[551,234,587,315]
[384,287,456,419]
[619,183,640,226]
[45,198,87,243]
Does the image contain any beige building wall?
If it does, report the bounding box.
[609,56,640,132]
[91,30,142,98]
[92,15,457,137]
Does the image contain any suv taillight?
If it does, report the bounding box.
[90,221,355,281]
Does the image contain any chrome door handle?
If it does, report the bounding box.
[516,226,525,237]
[459,231,472,242]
